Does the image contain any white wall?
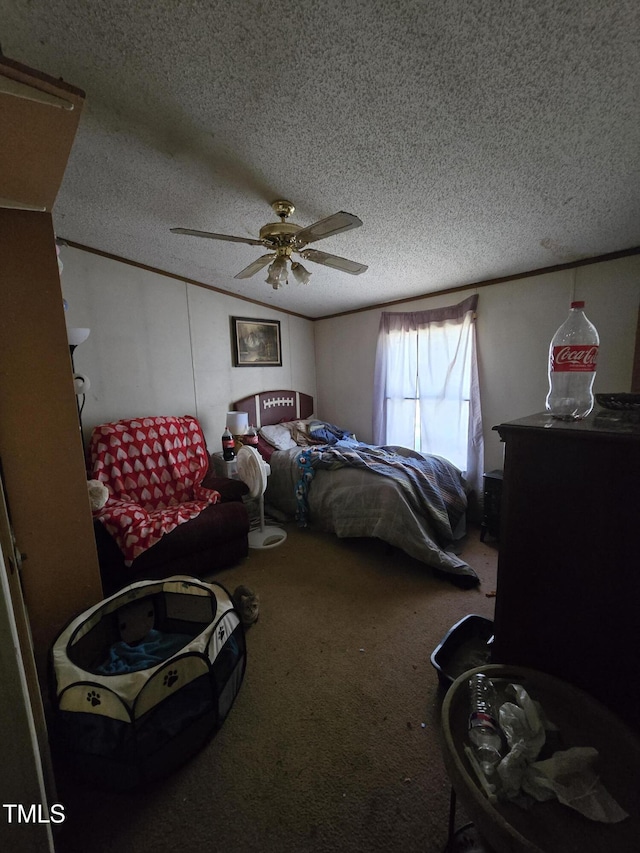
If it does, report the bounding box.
[59,247,317,452]
[315,255,640,473]
[59,247,639,475]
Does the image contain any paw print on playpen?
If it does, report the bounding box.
[163,669,179,688]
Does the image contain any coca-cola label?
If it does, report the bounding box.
[469,711,498,732]
[551,344,598,372]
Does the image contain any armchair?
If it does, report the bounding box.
[89,415,249,594]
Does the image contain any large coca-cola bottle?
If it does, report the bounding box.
[546,300,599,420]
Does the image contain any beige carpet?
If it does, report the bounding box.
[53,523,498,853]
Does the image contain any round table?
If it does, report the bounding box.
[441,664,640,853]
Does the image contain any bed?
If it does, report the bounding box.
[232,390,479,585]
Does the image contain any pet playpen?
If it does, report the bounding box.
[50,576,245,789]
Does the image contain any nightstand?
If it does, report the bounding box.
[479,469,502,542]
[211,451,239,479]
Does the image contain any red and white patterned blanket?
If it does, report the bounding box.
[89,415,220,565]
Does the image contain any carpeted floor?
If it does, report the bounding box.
[52,523,498,853]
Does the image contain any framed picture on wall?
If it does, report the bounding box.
[231,317,282,367]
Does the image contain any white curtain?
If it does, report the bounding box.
[373,294,483,495]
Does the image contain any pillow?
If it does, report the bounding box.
[258,424,297,451]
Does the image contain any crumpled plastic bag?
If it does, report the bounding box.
[495,684,628,823]
[522,747,628,823]
[496,683,549,800]
[499,683,550,760]
[496,739,531,800]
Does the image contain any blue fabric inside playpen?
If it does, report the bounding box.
[96,629,193,674]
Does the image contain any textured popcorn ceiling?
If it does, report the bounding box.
[2,0,639,318]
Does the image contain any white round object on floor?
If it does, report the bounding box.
[248,525,287,549]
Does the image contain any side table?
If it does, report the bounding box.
[210,450,239,479]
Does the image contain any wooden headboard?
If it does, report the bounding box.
[233,390,314,427]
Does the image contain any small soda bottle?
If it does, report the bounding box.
[222,426,235,461]
[244,424,259,447]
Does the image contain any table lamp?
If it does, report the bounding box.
[226,411,248,446]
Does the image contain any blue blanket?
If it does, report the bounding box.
[97,628,194,674]
[295,441,467,544]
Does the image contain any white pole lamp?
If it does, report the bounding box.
[66,326,91,449]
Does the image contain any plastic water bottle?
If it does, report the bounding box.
[222,427,235,461]
[545,301,599,420]
[468,673,502,776]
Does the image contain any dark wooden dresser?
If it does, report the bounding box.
[491,410,640,729]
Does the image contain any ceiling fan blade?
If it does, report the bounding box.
[294,211,363,246]
[301,249,368,275]
[234,254,276,279]
[171,227,263,246]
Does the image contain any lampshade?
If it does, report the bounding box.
[266,270,281,289]
[226,411,248,435]
[291,262,312,285]
[67,327,91,346]
[266,255,289,289]
[73,373,91,395]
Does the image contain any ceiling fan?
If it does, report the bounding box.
[171,199,367,289]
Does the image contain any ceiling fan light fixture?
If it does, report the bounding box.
[291,261,311,285]
[266,255,288,289]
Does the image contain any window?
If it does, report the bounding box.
[373,294,483,494]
